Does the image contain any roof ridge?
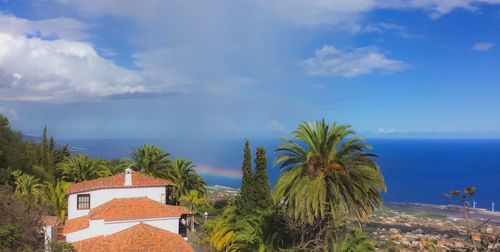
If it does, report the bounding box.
[67,171,175,194]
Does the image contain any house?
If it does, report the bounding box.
[61,168,193,251]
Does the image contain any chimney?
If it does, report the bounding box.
[124,168,132,186]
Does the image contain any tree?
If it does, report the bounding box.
[236,139,256,215]
[210,207,291,252]
[253,147,272,210]
[32,164,56,184]
[39,181,69,220]
[0,115,31,184]
[210,206,238,251]
[57,154,111,182]
[41,124,49,167]
[49,137,56,152]
[330,230,376,252]
[273,120,386,227]
[445,187,500,252]
[12,172,42,199]
[107,157,134,175]
[0,186,45,251]
[130,144,172,178]
[180,190,208,232]
[168,158,207,202]
[53,144,69,164]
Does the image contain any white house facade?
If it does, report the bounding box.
[65,217,179,242]
[68,186,169,219]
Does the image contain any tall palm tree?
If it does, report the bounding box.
[38,181,69,220]
[130,144,171,178]
[57,154,111,182]
[168,158,207,201]
[13,173,42,198]
[273,120,386,225]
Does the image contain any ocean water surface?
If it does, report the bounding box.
[62,138,500,208]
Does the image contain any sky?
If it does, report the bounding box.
[1,0,500,140]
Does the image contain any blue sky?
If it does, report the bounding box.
[1,0,500,139]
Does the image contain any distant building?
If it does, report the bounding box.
[46,168,193,251]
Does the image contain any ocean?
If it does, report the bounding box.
[62,138,500,208]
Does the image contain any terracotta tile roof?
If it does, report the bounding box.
[72,223,194,252]
[42,215,58,227]
[63,215,89,234]
[67,170,175,194]
[89,197,191,221]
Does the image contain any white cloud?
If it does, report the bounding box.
[0,32,144,102]
[376,128,396,134]
[305,45,408,77]
[472,42,495,52]
[0,3,287,103]
[360,22,424,39]
[0,14,148,102]
[266,120,286,133]
[0,13,89,40]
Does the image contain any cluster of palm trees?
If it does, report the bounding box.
[12,144,207,221]
[11,171,69,219]
[206,120,386,251]
[129,145,207,201]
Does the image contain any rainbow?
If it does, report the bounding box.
[194,165,241,179]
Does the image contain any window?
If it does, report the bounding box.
[161,194,166,204]
[77,194,90,209]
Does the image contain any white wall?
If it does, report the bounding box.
[68,186,166,219]
[65,218,179,243]
[43,225,53,252]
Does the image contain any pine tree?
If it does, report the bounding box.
[49,137,55,152]
[41,125,48,166]
[236,139,256,215]
[254,146,272,209]
[61,144,70,158]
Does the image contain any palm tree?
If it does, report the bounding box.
[210,208,289,252]
[331,230,375,252]
[108,158,134,174]
[210,206,238,251]
[57,155,111,182]
[130,144,171,178]
[13,173,42,198]
[168,158,207,201]
[273,120,386,225]
[38,181,69,220]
